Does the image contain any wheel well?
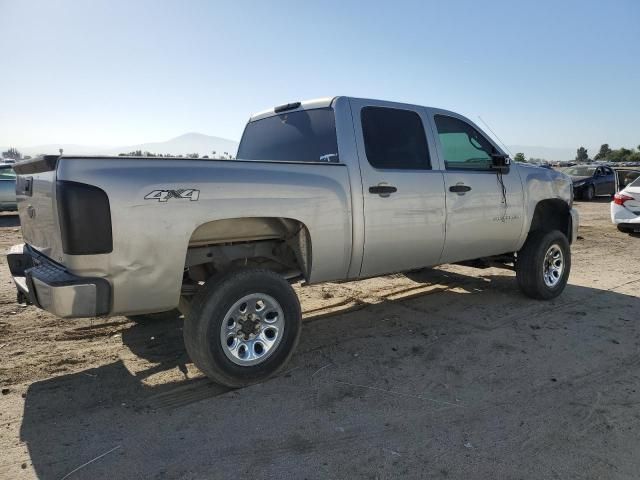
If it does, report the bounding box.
[183,217,311,286]
[528,199,572,241]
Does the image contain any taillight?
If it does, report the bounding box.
[613,193,634,206]
[57,181,113,255]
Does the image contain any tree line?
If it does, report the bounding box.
[117,150,235,159]
[513,144,640,164]
[512,153,548,164]
[2,147,22,160]
[2,148,237,160]
[575,144,640,162]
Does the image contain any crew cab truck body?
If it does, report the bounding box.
[9,96,578,387]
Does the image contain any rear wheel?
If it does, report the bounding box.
[516,230,571,300]
[183,268,302,387]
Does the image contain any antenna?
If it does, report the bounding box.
[478,115,509,209]
[478,116,513,157]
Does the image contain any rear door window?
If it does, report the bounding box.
[360,107,430,169]
[237,108,338,163]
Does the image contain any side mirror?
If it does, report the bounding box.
[490,153,510,173]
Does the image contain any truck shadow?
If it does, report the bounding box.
[574,197,612,204]
[18,269,640,479]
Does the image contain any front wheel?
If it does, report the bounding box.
[516,230,571,300]
[583,185,595,201]
[183,268,302,387]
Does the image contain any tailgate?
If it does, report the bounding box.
[13,155,64,261]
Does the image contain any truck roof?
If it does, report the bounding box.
[249,96,462,123]
[250,97,337,122]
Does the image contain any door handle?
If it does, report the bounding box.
[369,185,397,196]
[449,184,472,193]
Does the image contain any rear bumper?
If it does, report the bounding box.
[611,202,640,225]
[7,244,111,318]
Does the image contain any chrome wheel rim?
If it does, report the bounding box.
[543,244,564,288]
[220,293,284,366]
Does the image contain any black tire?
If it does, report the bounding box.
[516,230,571,300]
[617,224,640,234]
[583,184,595,201]
[184,268,302,387]
[127,309,182,323]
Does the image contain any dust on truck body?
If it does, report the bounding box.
[8,96,578,387]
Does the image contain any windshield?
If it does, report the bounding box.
[561,166,596,176]
[237,108,338,163]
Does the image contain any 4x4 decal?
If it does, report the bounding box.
[144,189,200,202]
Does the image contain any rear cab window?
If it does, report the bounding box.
[237,108,339,163]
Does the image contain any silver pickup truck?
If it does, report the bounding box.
[9,96,578,387]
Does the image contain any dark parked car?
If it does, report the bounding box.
[560,165,616,201]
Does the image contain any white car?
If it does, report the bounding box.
[612,176,640,233]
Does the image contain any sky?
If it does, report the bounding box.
[1,0,639,156]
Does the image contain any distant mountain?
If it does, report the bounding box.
[9,133,239,158]
[105,133,239,157]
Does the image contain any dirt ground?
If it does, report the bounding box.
[1,199,639,479]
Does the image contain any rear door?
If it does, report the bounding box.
[350,99,446,277]
[429,111,525,263]
[619,170,640,189]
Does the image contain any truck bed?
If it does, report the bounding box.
[14,155,354,315]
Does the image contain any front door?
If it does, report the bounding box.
[350,99,447,277]
[429,112,525,263]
